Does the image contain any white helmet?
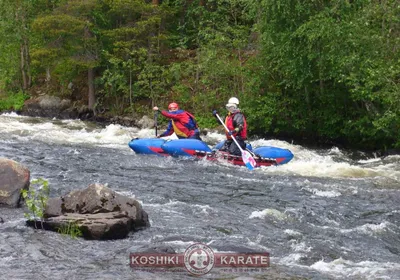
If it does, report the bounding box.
[226,97,239,106]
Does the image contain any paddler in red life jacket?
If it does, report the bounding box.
[213,97,248,156]
[153,102,202,140]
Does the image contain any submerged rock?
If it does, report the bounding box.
[27,183,150,240]
[0,158,30,208]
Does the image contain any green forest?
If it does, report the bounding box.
[0,0,399,150]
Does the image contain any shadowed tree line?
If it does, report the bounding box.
[0,0,399,150]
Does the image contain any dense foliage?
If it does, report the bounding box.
[0,0,398,150]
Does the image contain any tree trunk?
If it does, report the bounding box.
[20,41,32,89]
[46,67,51,82]
[129,69,133,106]
[20,43,28,90]
[238,48,244,94]
[23,38,31,87]
[17,4,31,90]
[88,68,96,111]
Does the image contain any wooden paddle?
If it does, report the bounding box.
[215,113,256,170]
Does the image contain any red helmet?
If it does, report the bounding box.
[168,102,179,110]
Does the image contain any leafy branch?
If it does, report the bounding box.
[21,178,50,229]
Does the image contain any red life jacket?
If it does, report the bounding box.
[161,110,199,138]
[225,111,247,139]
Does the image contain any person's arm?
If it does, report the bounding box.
[159,121,174,137]
[153,106,180,120]
[233,113,245,133]
[160,110,181,120]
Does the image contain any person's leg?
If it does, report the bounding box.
[192,132,202,141]
[220,140,232,152]
[228,144,240,156]
[237,137,247,150]
[228,137,246,156]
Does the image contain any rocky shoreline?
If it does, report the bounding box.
[13,94,211,136]
[18,95,143,128]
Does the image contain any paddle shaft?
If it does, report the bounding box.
[154,111,158,137]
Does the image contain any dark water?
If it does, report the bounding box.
[0,114,400,279]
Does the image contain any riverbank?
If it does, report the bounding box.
[1,93,399,157]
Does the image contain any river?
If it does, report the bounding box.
[0,112,399,280]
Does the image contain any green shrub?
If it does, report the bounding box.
[0,91,29,111]
[21,178,50,229]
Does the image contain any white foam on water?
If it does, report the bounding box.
[163,240,196,248]
[284,229,303,237]
[1,112,24,118]
[1,113,399,183]
[225,173,267,183]
[310,258,400,280]
[369,164,400,183]
[249,208,288,220]
[310,221,397,238]
[0,113,168,149]
[142,199,215,216]
[339,221,394,235]
[276,253,400,279]
[358,158,382,164]
[250,139,400,184]
[290,241,312,253]
[279,253,305,264]
[0,256,16,262]
[115,190,137,200]
[66,148,81,155]
[145,199,186,207]
[266,155,380,179]
[302,186,342,198]
[201,130,226,144]
[298,179,359,196]
[0,218,26,227]
[385,154,400,161]
[188,203,214,215]
[328,146,343,156]
[196,156,219,168]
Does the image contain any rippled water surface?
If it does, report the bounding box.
[0,113,399,280]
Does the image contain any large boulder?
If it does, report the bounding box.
[137,115,154,129]
[109,116,137,127]
[28,183,150,240]
[22,95,71,118]
[0,158,30,208]
[39,95,70,111]
[28,212,134,240]
[21,95,90,119]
